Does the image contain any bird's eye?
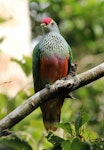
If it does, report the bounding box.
[51,22,54,26]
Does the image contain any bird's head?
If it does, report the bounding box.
[41,17,60,34]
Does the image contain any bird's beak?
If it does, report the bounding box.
[40,23,49,33]
[40,23,46,27]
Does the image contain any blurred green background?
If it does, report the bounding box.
[0,0,104,149]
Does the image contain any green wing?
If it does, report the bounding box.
[68,44,73,73]
[32,44,41,92]
[68,44,73,62]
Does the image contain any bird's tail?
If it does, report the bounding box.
[40,98,64,131]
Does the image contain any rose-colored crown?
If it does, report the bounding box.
[41,17,52,25]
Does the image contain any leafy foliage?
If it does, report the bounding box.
[0,134,32,150]
[45,114,103,150]
[0,0,104,149]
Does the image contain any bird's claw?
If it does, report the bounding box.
[45,84,51,89]
[70,63,78,76]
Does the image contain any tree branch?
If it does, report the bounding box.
[0,63,104,136]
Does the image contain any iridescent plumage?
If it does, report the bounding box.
[32,17,73,130]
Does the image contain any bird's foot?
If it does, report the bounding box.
[65,63,78,80]
[70,63,78,76]
[45,84,51,89]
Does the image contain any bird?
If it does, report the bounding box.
[32,17,73,131]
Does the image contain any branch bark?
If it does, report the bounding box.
[0,63,104,136]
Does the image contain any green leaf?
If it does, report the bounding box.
[75,112,82,133]
[71,138,84,150]
[47,132,64,146]
[81,112,90,125]
[61,140,71,150]
[11,56,32,76]
[0,94,9,119]
[75,111,90,133]
[58,122,72,135]
[0,134,32,150]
